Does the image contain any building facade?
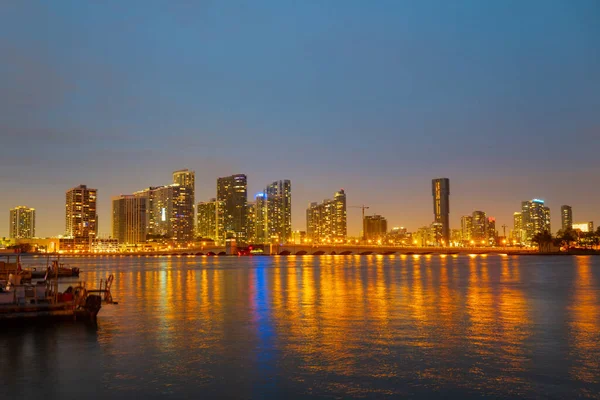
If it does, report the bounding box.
[432,178,450,244]
[9,206,36,239]
[306,189,347,244]
[561,205,573,231]
[245,201,257,244]
[521,199,551,243]
[171,169,195,242]
[471,211,487,242]
[196,199,225,244]
[487,217,497,244]
[573,222,594,233]
[112,195,148,244]
[364,215,387,242]
[264,180,292,244]
[460,215,473,242]
[132,170,195,243]
[217,174,248,243]
[65,185,98,239]
[513,212,523,243]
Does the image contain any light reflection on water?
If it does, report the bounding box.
[1,255,599,399]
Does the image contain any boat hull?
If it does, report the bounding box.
[0,296,102,321]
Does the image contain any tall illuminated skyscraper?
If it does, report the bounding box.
[133,169,195,243]
[65,185,97,239]
[112,195,147,244]
[254,193,268,244]
[521,199,551,243]
[561,205,572,231]
[217,174,248,243]
[513,212,523,243]
[432,178,450,244]
[264,180,292,244]
[306,189,347,243]
[196,198,225,244]
[9,206,36,239]
[171,169,195,242]
[460,215,472,241]
[471,211,487,241]
[245,201,257,244]
[487,217,497,243]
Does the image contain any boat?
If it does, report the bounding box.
[0,253,32,281]
[0,260,114,321]
[29,264,80,280]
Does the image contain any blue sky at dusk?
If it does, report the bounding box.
[1,1,599,237]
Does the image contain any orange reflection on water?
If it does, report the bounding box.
[569,256,599,384]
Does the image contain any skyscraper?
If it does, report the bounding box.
[561,205,573,231]
[460,215,473,241]
[112,195,147,244]
[254,193,268,244]
[264,180,292,244]
[487,217,497,244]
[217,174,248,243]
[306,189,347,244]
[9,206,35,239]
[364,215,387,242]
[172,169,195,242]
[521,199,551,243]
[513,212,523,243]
[66,185,98,239]
[245,201,257,244]
[471,211,487,241]
[432,178,450,244]
[133,169,195,243]
[196,199,225,244]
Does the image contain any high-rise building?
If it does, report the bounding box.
[561,205,573,231]
[471,211,487,241]
[306,189,347,243]
[172,169,195,242]
[9,206,36,239]
[513,212,523,243]
[487,217,497,244]
[133,169,195,243]
[364,215,387,242]
[112,195,147,244]
[196,198,225,244]
[264,180,292,244]
[432,178,450,244]
[217,174,248,243]
[254,193,268,244]
[521,199,551,243]
[65,185,98,239]
[460,215,473,241]
[245,201,257,244]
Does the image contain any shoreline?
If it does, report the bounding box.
[11,250,600,258]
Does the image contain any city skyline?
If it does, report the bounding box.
[1,2,599,238]
[3,170,598,240]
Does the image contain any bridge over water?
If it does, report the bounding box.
[48,245,536,257]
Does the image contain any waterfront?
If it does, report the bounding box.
[2,255,599,399]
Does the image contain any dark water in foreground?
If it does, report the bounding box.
[1,255,599,399]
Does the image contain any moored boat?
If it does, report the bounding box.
[0,259,114,321]
[29,265,80,280]
[0,280,102,320]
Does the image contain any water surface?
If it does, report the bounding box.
[2,255,599,399]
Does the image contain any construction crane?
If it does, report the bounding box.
[349,205,370,242]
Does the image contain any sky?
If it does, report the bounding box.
[0,0,599,238]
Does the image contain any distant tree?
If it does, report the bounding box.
[556,228,577,252]
[532,230,553,253]
[7,243,33,253]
